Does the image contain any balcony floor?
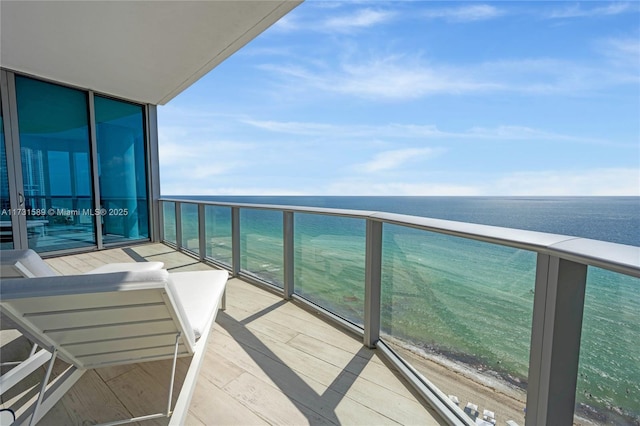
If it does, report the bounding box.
[1,243,446,425]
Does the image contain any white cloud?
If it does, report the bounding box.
[336,58,500,99]
[270,7,394,34]
[323,9,394,32]
[597,36,640,71]
[424,4,504,22]
[489,168,640,196]
[603,37,640,57]
[270,14,300,32]
[161,183,306,196]
[355,148,439,173]
[549,2,636,18]
[259,57,499,99]
[326,180,481,196]
[260,51,638,102]
[244,119,617,146]
[322,168,640,196]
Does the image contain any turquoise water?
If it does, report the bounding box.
[170,196,639,424]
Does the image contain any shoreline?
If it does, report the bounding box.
[386,338,639,425]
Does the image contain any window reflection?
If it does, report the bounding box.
[95,96,149,244]
[15,76,95,252]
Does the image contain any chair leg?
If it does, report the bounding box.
[221,289,226,311]
[0,350,51,396]
[0,343,40,368]
[167,332,181,416]
[94,333,182,426]
[29,348,57,426]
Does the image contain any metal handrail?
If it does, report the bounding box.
[159,197,639,277]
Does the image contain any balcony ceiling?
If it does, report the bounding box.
[0,1,301,105]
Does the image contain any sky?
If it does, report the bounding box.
[157,1,640,196]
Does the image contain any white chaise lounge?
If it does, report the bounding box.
[0,249,164,279]
[0,248,164,342]
[0,268,228,425]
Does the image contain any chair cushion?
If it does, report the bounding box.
[167,270,228,338]
[87,262,164,274]
[0,249,58,278]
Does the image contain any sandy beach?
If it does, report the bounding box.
[387,339,610,426]
[388,339,527,425]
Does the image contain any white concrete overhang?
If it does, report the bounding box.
[0,0,301,105]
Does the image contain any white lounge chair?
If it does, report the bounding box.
[0,249,164,346]
[0,268,228,425]
[0,249,164,279]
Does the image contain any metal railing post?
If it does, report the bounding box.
[231,207,240,277]
[364,219,383,348]
[283,211,294,299]
[158,201,165,242]
[526,254,588,425]
[175,201,182,250]
[198,203,206,261]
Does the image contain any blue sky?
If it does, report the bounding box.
[157,1,640,196]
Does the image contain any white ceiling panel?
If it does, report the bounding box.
[0,1,301,104]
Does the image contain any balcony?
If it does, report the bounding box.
[159,198,640,426]
[1,243,446,425]
[1,198,638,425]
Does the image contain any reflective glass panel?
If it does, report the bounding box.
[240,209,283,287]
[16,76,95,252]
[205,205,232,267]
[381,224,536,424]
[163,201,176,244]
[575,268,639,425]
[294,213,365,326]
[180,203,199,254]
[95,96,149,244]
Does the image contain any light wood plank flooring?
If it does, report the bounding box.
[1,243,445,425]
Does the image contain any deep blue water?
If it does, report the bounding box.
[173,196,639,246]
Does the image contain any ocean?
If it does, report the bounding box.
[171,196,639,424]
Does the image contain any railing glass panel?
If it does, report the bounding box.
[162,201,176,244]
[240,208,283,287]
[575,267,639,425]
[380,224,535,424]
[204,205,232,267]
[180,203,199,254]
[294,213,366,326]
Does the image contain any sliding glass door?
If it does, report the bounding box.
[95,96,149,244]
[0,73,151,254]
[15,76,96,252]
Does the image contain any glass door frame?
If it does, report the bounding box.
[0,69,157,255]
[1,69,28,249]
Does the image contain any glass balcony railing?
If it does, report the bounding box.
[162,201,176,245]
[180,203,199,254]
[240,208,283,287]
[576,268,639,424]
[381,225,535,424]
[159,198,640,426]
[204,205,232,267]
[294,213,366,326]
